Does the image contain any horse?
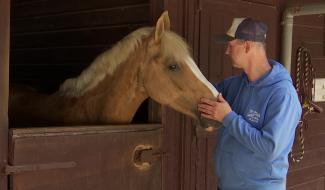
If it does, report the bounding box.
[9,11,219,127]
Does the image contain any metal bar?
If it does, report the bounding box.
[5,161,77,175]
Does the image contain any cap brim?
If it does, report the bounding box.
[214,34,235,43]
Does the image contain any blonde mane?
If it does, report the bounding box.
[59,27,191,97]
[59,27,153,96]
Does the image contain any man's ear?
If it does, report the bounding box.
[154,11,170,43]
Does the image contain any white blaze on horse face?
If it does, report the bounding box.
[185,56,219,97]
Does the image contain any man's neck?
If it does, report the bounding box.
[244,55,271,82]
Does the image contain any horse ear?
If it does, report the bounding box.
[162,11,170,31]
[155,11,170,42]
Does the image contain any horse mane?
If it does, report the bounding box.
[59,27,191,97]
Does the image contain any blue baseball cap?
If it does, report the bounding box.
[216,17,268,43]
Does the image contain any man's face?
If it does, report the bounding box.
[225,39,246,68]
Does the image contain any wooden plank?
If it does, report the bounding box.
[241,0,276,6]
[288,177,325,190]
[195,137,208,190]
[292,41,324,58]
[294,14,324,27]
[287,164,325,187]
[195,130,219,190]
[300,133,325,150]
[206,136,218,190]
[11,0,48,5]
[311,58,325,76]
[0,0,10,189]
[11,124,162,137]
[161,108,182,190]
[199,2,236,83]
[293,26,324,44]
[289,148,325,171]
[149,0,164,24]
[11,24,145,49]
[12,0,149,19]
[10,46,109,65]
[10,125,162,190]
[237,1,279,58]
[11,5,150,33]
[10,64,85,80]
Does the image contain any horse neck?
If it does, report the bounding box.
[82,47,149,124]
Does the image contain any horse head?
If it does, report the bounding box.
[139,11,219,120]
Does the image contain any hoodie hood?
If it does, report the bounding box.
[242,59,292,87]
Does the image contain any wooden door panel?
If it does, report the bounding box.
[9,124,162,190]
[199,1,236,83]
[287,177,325,190]
[199,0,278,83]
[196,1,281,190]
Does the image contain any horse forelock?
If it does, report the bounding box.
[160,31,191,61]
[59,27,154,97]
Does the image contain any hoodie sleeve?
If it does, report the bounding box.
[223,90,302,160]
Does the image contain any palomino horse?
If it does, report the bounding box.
[9,11,219,127]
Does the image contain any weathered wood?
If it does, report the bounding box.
[11,24,145,49]
[10,0,152,122]
[191,1,325,190]
[288,164,325,187]
[11,5,150,33]
[11,46,109,64]
[0,0,10,189]
[12,0,149,18]
[242,0,276,6]
[5,161,77,175]
[288,177,325,190]
[11,124,162,137]
[10,124,162,190]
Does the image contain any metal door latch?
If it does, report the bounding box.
[132,145,165,171]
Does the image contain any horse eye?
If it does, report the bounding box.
[168,64,179,71]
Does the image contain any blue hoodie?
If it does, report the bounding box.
[214,60,302,190]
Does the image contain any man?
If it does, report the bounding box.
[198,18,302,190]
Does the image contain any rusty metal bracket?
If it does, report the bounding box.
[132,145,165,171]
[5,161,77,175]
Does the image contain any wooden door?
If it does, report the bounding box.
[8,124,163,190]
[198,0,279,84]
[193,0,281,189]
[192,0,325,189]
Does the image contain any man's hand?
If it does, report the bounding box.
[198,94,232,122]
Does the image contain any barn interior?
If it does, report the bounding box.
[2,0,325,190]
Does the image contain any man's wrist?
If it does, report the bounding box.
[222,111,237,127]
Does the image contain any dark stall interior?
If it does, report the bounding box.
[9,0,154,126]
